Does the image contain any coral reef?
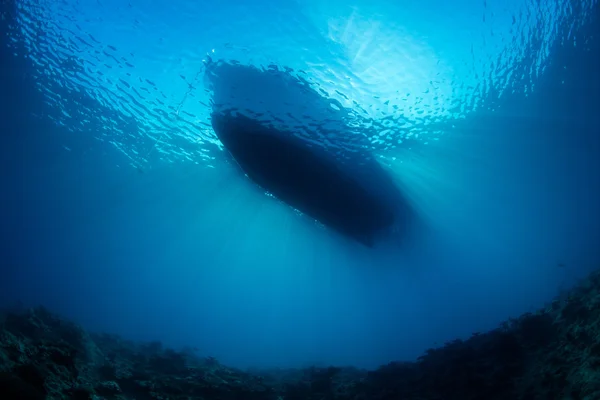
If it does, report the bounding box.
[1,270,599,399]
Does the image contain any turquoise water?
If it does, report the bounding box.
[1,0,599,369]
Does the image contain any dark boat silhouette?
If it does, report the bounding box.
[205,60,414,247]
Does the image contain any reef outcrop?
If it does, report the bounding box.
[1,269,599,399]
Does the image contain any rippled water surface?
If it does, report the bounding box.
[9,0,597,166]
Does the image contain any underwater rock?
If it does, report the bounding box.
[0,371,45,400]
[94,380,121,396]
[1,268,600,399]
[211,111,396,247]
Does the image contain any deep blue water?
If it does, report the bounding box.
[1,0,599,370]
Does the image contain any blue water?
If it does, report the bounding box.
[1,0,599,370]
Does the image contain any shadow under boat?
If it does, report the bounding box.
[205,59,415,247]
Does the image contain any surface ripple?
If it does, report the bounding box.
[6,0,597,169]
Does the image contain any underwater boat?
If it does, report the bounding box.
[211,110,397,247]
[205,60,414,247]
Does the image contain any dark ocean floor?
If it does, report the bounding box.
[1,270,599,400]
